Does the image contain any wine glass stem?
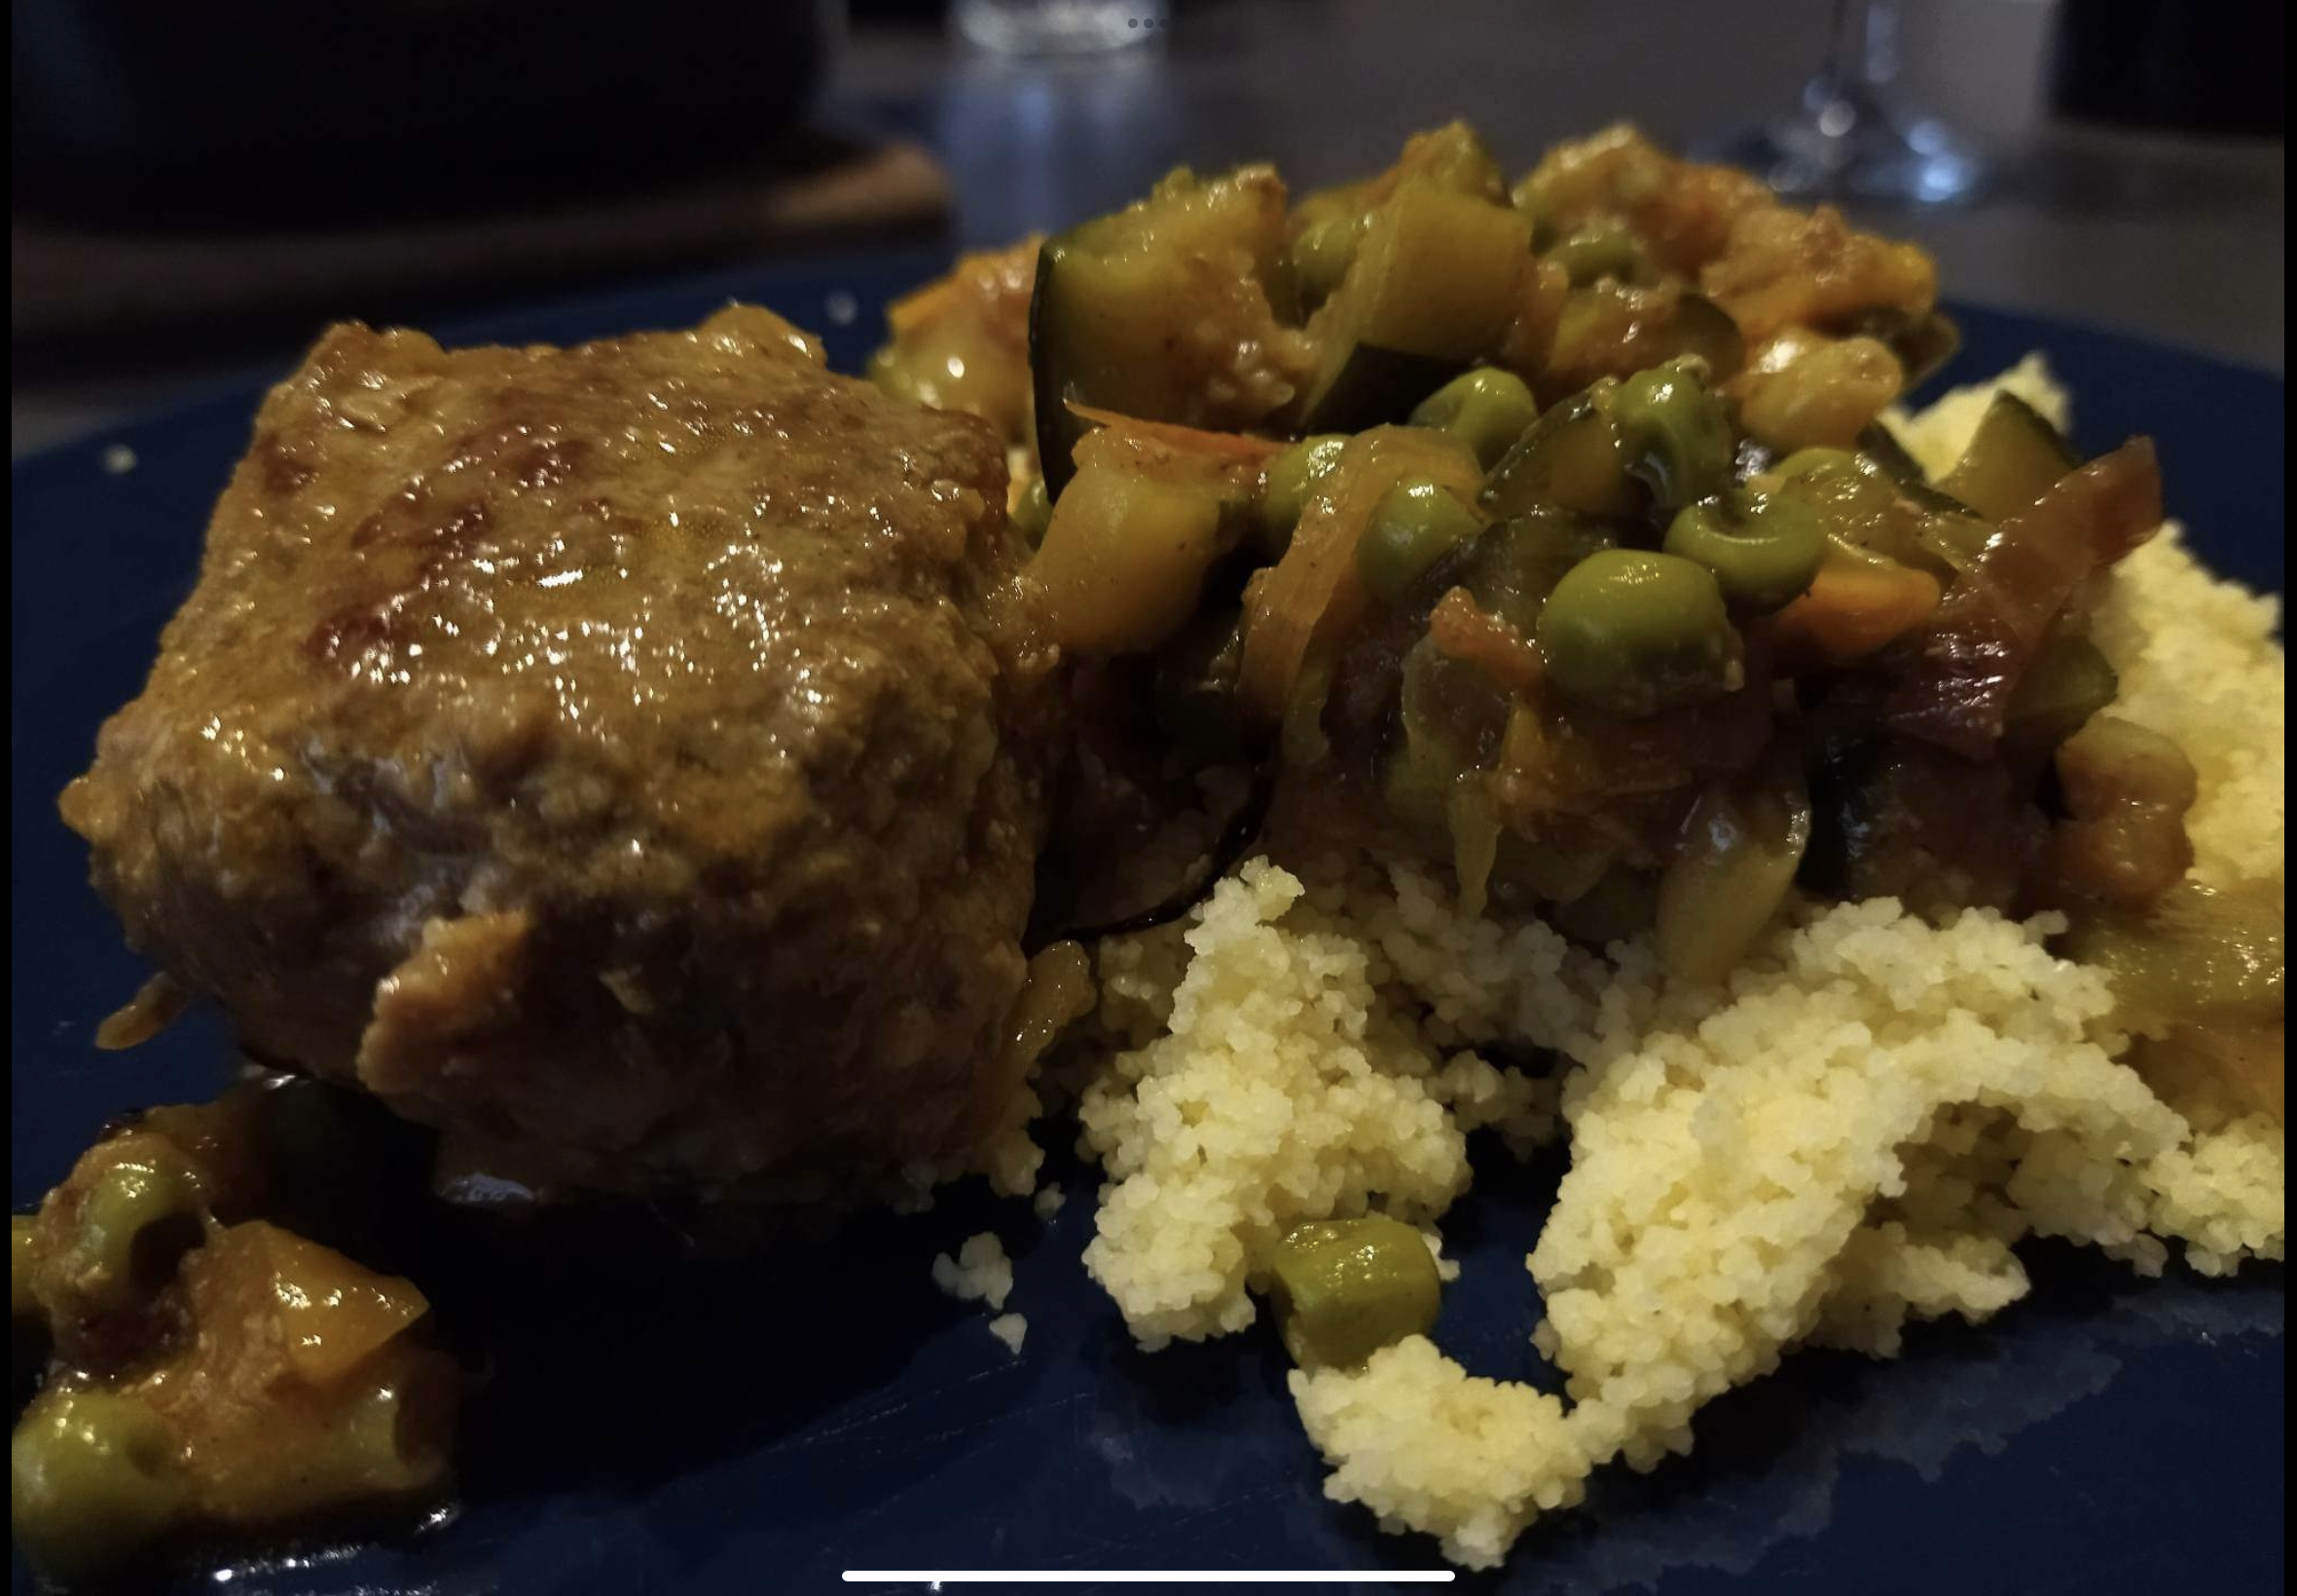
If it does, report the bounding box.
[1821,0,1903,96]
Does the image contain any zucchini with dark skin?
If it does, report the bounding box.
[1853,422,1984,518]
[1019,131,2198,1030]
[1029,244,1085,497]
[1937,391,2085,522]
[1887,438,2162,758]
[1479,385,1644,519]
[1655,754,1813,983]
[1026,417,1279,656]
[1302,346,1473,437]
[1800,733,2043,918]
[1456,507,1625,634]
[1770,445,1988,579]
[2001,635,2119,756]
[1296,179,1535,432]
[1288,121,1509,315]
[1030,166,1304,496]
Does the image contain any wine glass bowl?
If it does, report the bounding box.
[1709,0,1985,204]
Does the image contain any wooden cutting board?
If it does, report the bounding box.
[13,134,949,339]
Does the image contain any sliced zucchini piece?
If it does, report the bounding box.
[1854,422,1983,517]
[1287,123,1507,318]
[1027,462,1229,657]
[1030,167,1291,497]
[1297,178,1533,432]
[1024,421,1270,657]
[1479,386,1643,519]
[1937,391,2084,522]
[1655,759,1812,985]
[1301,345,1467,437]
[1456,506,1623,634]
[1774,442,1988,580]
[1026,245,1072,491]
[2003,635,2119,755]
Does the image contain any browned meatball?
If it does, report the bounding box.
[60,307,1060,1204]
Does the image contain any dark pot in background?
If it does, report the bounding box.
[2050,0,2284,137]
[12,0,834,227]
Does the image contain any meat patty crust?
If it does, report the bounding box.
[61,306,1059,1203]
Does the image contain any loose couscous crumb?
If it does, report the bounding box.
[1065,362,2285,1568]
[1033,1182,1067,1220]
[931,1231,1014,1312]
[987,1313,1029,1355]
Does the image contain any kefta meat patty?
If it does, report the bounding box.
[61,306,1059,1203]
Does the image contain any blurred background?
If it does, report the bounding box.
[11,0,2284,454]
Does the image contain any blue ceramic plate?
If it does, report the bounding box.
[11,255,2286,1595]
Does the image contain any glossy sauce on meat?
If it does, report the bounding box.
[62,307,1058,1202]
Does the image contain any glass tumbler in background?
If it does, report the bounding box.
[955,0,1169,55]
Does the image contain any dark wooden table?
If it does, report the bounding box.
[11,0,2283,455]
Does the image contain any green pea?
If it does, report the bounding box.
[12,1217,38,1324]
[1612,364,1735,508]
[1291,215,1362,309]
[1547,226,1650,287]
[1258,434,1350,560]
[1268,1215,1440,1369]
[1409,369,1540,470]
[1356,477,1481,606]
[1662,491,1826,613]
[1773,446,1860,483]
[71,1157,202,1310]
[1536,549,1736,716]
[1010,476,1053,547]
[10,1388,189,1579]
